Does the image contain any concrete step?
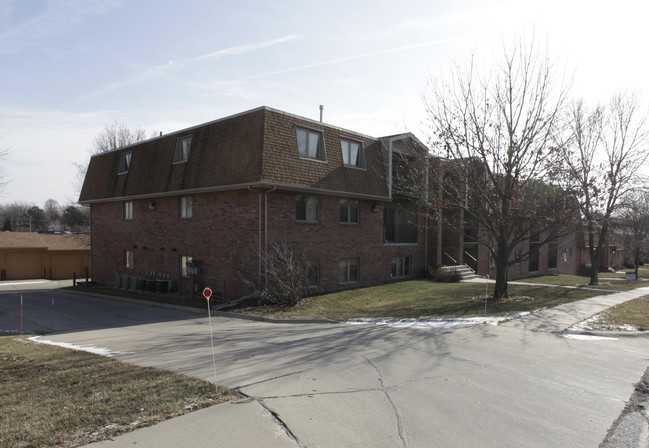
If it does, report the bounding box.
[440,264,479,280]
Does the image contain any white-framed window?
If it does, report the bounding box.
[118,152,132,174]
[391,256,411,278]
[180,255,193,277]
[125,250,134,269]
[296,195,319,222]
[124,201,133,220]
[340,138,365,168]
[340,199,359,224]
[338,258,359,283]
[180,196,192,219]
[296,127,325,161]
[173,136,192,163]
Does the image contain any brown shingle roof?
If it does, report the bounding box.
[0,233,89,250]
[40,234,90,251]
[79,106,420,203]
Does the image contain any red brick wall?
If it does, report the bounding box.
[90,189,427,298]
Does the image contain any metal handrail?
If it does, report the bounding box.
[464,251,477,263]
[442,251,457,265]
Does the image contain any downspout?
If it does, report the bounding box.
[258,190,262,284]
[264,187,276,284]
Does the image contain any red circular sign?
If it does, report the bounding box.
[203,287,212,299]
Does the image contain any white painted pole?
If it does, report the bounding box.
[205,295,218,392]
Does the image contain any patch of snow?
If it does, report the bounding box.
[569,316,639,333]
[346,316,510,329]
[562,334,618,341]
[28,336,133,357]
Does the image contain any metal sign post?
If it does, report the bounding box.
[203,288,218,391]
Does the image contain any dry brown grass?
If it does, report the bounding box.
[1,336,239,448]
[590,295,649,331]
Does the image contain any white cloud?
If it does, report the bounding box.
[0,0,125,54]
[83,34,304,99]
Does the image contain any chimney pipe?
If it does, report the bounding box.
[319,105,324,123]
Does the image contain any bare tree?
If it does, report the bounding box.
[91,121,147,155]
[422,37,572,299]
[0,145,10,195]
[73,121,147,196]
[241,240,317,308]
[0,201,32,231]
[43,198,61,225]
[616,192,649,279]
[559,93,649,284]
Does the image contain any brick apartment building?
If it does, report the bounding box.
[80,107,432,298]
[80,106,583,299]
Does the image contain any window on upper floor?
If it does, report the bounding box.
[118,152,132,174]
[180,196,192,219]
[296,195,319,222]
[340,199,359,224]
[296,127,325,161]
[124,201,133,220]
[338,258,359,283]
[340,138,365,168]
[173,136,192,164]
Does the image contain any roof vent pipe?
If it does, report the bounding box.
[319,105,324,123]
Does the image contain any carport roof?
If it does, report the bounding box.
[0,232,89,250]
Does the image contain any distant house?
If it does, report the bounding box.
[0,232,90,280]
[79,107,430,298]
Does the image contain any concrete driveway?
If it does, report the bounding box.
[3,284,649,447]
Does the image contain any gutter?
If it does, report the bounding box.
[80,181,392,205]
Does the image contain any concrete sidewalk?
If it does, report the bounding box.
[72,286,649,448]
[0,279,75,291]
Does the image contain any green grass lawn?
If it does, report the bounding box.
[1,336,239,448]
[234,280,609,320]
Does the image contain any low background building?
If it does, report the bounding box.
[0,232,90,280]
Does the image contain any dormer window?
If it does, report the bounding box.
[117,152,132,174]
[340,138,365,168]
[296,127,325,161]
[173,136,192,163]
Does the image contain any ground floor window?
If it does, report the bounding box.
[125,250,134,269]
[305,260,320,286]
[548,239,558,269]
[383,201,417,243]
[180,255,193,277]
[391,256,411,278]
[529,233,540,272]
[338,258,359,283]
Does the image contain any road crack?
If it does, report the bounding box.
[364,355,409,448]
[237,391,304,448]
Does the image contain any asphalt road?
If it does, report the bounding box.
[2,283,649,447]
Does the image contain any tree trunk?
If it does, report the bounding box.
[588,226,599,285]
[493,257,509,300]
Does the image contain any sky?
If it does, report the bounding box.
[1,0,648,208]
